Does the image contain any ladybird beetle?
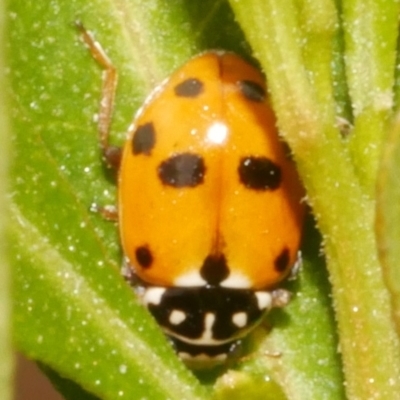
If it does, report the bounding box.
[78,25,305,368]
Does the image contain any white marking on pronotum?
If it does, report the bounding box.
[255,291,273,310]
[232,312,248,328]
[169,310,186,325]
[142,287,166,306]
[201,313,216,341]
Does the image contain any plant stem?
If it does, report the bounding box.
[342,0,400,196]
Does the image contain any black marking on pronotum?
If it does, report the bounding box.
[274,247,290,272]
[132,122,156,155]
[238,156,281,190]
[158,153,205,188]
[200,254,230,286]
[135,245,153,269]
[237,80,266,102]
[174,78,204,98]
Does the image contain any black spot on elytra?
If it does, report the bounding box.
[238,156,281,190]
[132,123,156,155]
[158,153,205,188]
[238,80,266,102]
[174,78,204,97]
[274,248,290,272]
[135,245,153,268]
[200,254,230,286]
